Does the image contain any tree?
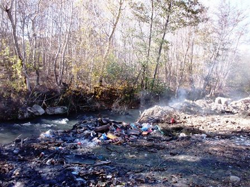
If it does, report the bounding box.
[99,0,124,86]
[131,0,205,92]
[201,0,248,96]
[130,0,155,90]
[1,0,31,91]
[151,0,172,90]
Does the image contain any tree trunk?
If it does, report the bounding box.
[58,2,73,86]
[99,0,123,86]
[4,0,31,91]
[151,1,172,90]
[142,0,154,90]
[53,42,62,86]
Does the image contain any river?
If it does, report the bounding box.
[0,109,140,145]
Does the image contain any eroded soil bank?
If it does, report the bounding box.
[1,112,250,187]
[0,86,141,121]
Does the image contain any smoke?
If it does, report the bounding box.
[226,54,250,99]
[139,90,152,109]
[168,88,188,109]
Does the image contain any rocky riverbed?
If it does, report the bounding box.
[1,97,250,186]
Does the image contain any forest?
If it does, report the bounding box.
[0,0,249,120]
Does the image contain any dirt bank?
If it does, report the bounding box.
[0,86,140,121]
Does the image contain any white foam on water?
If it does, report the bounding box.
[52,118,69,124]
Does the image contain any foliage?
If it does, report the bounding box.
[0,39,25,91]
[0,0,248,104]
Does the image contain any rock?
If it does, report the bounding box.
[18,104,45,119]
[46,106,68,115]
[27,104,45,116]
[229,175,240,184]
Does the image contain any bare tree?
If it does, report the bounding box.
[201,0,248,96]
[99,0,124,86]
[151,0,172,90]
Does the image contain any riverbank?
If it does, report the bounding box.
[0,85,143,121]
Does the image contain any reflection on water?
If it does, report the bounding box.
[0,109,139,145]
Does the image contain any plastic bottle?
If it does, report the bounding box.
[141,123,151,131]
[100,133,108,140]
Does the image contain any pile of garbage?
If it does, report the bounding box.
[39,116,167,147]
[0,116,173,187]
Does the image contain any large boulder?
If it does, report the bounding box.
[27,104,45,116]
[46,106,68,115]
[18,104,45,119]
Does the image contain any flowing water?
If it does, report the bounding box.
[0,110,140,145]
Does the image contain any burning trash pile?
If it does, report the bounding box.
[137,105,180,123]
